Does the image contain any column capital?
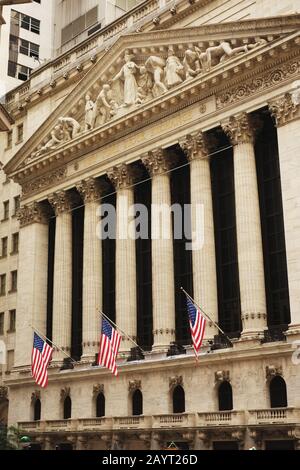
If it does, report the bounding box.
[142,148,173,176]
[107,164,136,190]
[221,112,260,145]
[48,190,73,216]
[17,202,50,227]
[179,132,211,161]
[269,92,300,127]
[76,177,106,203]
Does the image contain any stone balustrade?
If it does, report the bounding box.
[18,408,299,435]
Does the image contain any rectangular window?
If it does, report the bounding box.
[19,38,39,59]
[11,233,19,254]
[3,201,9,220]
[16,124,23,143]
[1,237,8,258]
[8,61,31,81]
[7,350,14,372]
[14,196,20,215]
[211,144,242,336]
[20,14,40,34]
[6,130,12,149]
[0,275,6,296]
[0,313,4,335]
[9,310,16,332]
[10,271,17,293]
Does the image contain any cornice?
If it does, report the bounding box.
[7,32,299,190]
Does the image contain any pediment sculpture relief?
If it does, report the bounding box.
[28,36,269,161]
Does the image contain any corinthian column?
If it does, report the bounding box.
[48,191,73,360]
[180,132,218,339]
[269,92,300,335]
[108,164,137,352]
[222,113,267,336]
[15,203,50,367]
[76,178,103,360]
[142,149,176,350]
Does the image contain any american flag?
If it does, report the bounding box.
[98,318,121,376]
[186,297,206,355]
[31,332,53,388]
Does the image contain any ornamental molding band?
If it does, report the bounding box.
[4,14,300,182]
[22,167,67,196]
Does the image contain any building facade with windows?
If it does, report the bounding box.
[0,0,54,93]
[1,0,300,451]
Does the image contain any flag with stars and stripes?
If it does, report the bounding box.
[186,297,206,356]
[31,332,53,388]
[98,318,121,376]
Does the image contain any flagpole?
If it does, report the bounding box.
[180,287,233,345]
[30,325,77,364]
[98,310,146,354]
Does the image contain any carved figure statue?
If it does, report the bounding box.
[137,65,153,102]
[205,41,248,69]
[58,117,81,140]
[85,93,96,130]
[183,45,202,79]
[112,51,141,106]
[247,37,268,50]
[32,125,64,158]
[145,55,168,97]
[164,47,184,88]
[96,84,115,125]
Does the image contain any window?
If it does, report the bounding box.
[218,381,233,411]
[34,399,41,421]
[8,61,32,81]
[16,124,23,143]
[255,112,291,327]
[1,237,8,258]
[63,396,72,419]
[6,131,12,149]
[13,196,20,216]
[8,310,16,332]
[61,6,98,45]
[96,393,105,417]
[270,376,287,408]
[132,389,143,416]
[10,271,17,292]
[11,233,19,254]
[0,313,4,335]
[19,39,39,59]
[20,14,40,34]
[211,142,241,336]
[0,274,6,296]
[173,385,185,413]
[3,201,9,221]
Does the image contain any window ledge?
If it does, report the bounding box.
[8,290,17,294]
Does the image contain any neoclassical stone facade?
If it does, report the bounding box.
[1,0,300,451]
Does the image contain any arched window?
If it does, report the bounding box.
[218,381,233,411]
[96,393,105,417]
[173,385,185,414]
[132,389,143,416]
[270,376,287,408]
[63,396,72,420]
[34,399,41,421]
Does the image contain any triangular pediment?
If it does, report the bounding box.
[5,13,300,176]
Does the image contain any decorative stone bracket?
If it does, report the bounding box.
[128,380,142,393]
[266,365,283,381]
[169,375,183,391]
[215,370,230,385]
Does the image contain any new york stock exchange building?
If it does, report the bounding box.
[2,0,300,451]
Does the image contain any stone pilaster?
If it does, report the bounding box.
[222,113,267,337]
[142,149,176,350]
[76,178,103,360]
[107,164,137,352]
[268,92,300,336]
[180,132,218,339]
[15,202,50,367]
[48,191,73,360]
